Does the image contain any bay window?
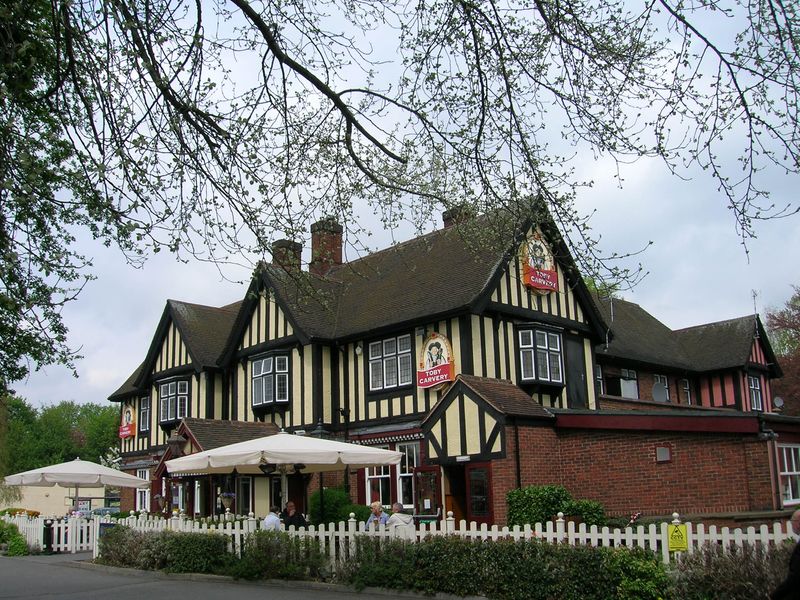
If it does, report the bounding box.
[369,334,413,391]
[252,354,290,406]
[519,329,563,383]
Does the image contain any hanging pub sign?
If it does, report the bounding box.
[118,404,136,438]
[521,232,559,294]
[417,332,455,389]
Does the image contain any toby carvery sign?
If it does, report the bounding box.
[118,404,135,438]
[417,332,455,389]
[521,232,559,293]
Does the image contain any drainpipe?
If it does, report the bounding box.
[758,414,782,510]
[513,418,522,489]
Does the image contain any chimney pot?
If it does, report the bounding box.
[442,205,472,229]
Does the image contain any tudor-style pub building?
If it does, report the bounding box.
[110,208,798,523]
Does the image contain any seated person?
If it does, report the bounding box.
[365,501,389,528]
[386,502,414,527]
[262,505,281,531]
[280,501,307,528]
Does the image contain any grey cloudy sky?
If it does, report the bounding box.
[14,149,798,409]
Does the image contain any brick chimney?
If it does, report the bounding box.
[309,218,343,277]
[271,239,302,271]
[442,205,472,228]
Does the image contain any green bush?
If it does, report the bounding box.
[161,531,230,573]
[670,541,793,600]
[308,487,352,525]
[97,525,148,567]
[345,503,371,524]
[0,520,18,544]
[564,498,606,526]
[6,533,29,556]
[228,530,325,580]
[606,547,669,600]
[506,485,573,526]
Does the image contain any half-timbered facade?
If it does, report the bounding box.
[110,209,795,522]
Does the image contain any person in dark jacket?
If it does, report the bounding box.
[772,509,800,600]
[280,501,307,529]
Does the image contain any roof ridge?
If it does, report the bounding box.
[674,314,755,333]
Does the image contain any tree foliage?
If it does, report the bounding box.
[768,286,800,411]
[0,397,120,475]
[2,0,799,388]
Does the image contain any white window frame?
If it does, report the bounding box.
[368,334,413,392]
[139,397,150,433]
[366,445,392,505]
[237,476,253,516]
[681,379,692,405]
[654,374,670,402]
[193,481,202,516]
[136,469,150,512]
[595,365,604,396]
[779,445,800,506]
[159,379,188,422]
[519,329,563,383]
[396,442,419,508]
[620,369,639,399]
[749,375,763,411]
[251,354,290,406]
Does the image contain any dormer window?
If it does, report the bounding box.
[252,354,290,406]
[159,380,188,423]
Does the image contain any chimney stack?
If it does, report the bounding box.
[309,218,343,277]
[271,239,302,271]
[442,205,472,229]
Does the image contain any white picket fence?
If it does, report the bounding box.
[3,510,795,568]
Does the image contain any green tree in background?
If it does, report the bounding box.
[0,398,119,475]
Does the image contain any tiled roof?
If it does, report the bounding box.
[674,316,760,371]
[267,222,508,339]
[457,374,553,419]
[169,300,242,367]
[593,295,692,370]
[594,294,769,374]
[181,418,279,451]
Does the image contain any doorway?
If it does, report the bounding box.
[443,462,494,524]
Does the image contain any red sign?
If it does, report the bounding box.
[119,406,135,438]
[119,424,134,438]
[417,362,455,389]
[523,265,559,292]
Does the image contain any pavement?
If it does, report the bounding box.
[0,553,487,600]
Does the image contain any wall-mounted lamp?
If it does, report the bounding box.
[259,461,276,476]
[355,342,363,355]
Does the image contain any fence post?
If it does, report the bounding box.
[556,512,565,542]
[446,511,455,534]
[43,519,54,555]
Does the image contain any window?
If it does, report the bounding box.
[366,445,391,505]
[620,369,638,399]
[749,375,763,411]
[252,354,290,406]
[780,445,800,505]
[681,379,692,405]
[159,380,188,422]
[139,398,150,433]
[397,442,419,508]
[595,365,604,396]
[136,469,150,512]
[369,334,413,391]
[519,329,563,383]
[653,374,670,402]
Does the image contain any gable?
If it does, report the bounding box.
[153,319,191,374]
[239,288,295,351]
[422,381,506,464]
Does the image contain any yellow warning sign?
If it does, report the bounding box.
[668,524,688,552]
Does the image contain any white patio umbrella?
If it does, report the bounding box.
[165,431,402,475]
[4,458,150,510]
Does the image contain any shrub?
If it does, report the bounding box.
[0,520,19,544]
[0,508,38,517]
[308,487,352,525]
[670,541,793,600]
[506,485,573,526]
[97,525,148,567]
[344,503,371,524]
[564,498,606,526]
[6,533,29,556]
[161,531,230,573]
[605,547,669,600]
[229,530,325,580]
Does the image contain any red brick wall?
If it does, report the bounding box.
[493,425,775,522]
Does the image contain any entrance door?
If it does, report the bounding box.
[465,463,493,524]
[414,466,442,519]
